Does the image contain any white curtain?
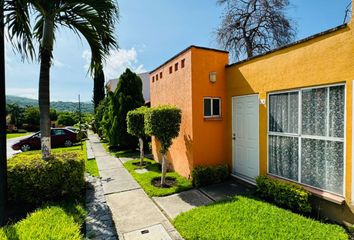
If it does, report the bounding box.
[268,85,344,195]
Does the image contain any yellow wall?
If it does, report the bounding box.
[226,22,354,201]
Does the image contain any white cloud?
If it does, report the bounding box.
[53,59,65,68]
[82,47,147,81]
[6,87,38,99]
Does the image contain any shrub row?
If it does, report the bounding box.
[256,175,312,214]
[8,151,85,204]
[192,165,229,187]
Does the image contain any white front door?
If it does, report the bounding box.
[232,95,259,182]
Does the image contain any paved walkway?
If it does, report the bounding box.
[88,134,183,240]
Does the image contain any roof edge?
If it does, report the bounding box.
[226,23,348,68]
[150,45,228,74]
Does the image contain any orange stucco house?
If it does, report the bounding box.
[150,6,354,224]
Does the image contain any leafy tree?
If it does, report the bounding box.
[145,105,182,186]
[57,112,79,127]
[107,69,145,148]
[50,109,58,122]
[23,107,40,126]
[93,64,105,111]
[5,0,119,159]
[127,107,149,165]
[6,103,24,127]
[216,0,296,59]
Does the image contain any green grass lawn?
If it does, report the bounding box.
[0,201,85,240]
[173,196,348,240]
[101,142,140,158]
[6,132,32,140]
[124,159,192,197]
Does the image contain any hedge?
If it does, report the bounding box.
[8,151,85,204]
[192,165,229,187]
[256,175,312,214]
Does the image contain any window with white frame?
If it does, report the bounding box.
[204,98,221,118]
[268,84,345,195]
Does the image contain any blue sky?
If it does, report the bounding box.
[5,0,352,102]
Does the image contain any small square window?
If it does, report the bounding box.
[156,74,159,81]
[169,66,173,74]
[160,72,163,79]
[204,98,221,118]
[175,63,179,71]
[181,59,185,68]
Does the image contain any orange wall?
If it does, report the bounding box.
[226,22,354,201]
[191,48,229,168]
[150,51,194,177]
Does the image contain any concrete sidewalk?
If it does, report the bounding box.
[88,134,183,240]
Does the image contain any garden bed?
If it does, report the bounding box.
[124,159,192,197]
[173,196,348,240]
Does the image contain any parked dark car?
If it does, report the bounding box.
[12,128,79,152]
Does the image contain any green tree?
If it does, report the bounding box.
[145,105,182,186]
[127,107,149,165]
[93,64,106,111]
[23,107,40,126]
[57,112,79,127]
[50,109,58,122]
[5,0,119,159]
[107,69,145,148]
[6,103,24,127]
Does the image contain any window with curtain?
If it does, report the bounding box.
[268,85,345,195]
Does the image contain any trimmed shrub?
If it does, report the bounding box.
[192,165,229,187]
[256,175,312,214]
[144,105,182,186]
[144,105,181,154]
[127,106,149,138]
[127,106,150,165]
[7,152,85,204]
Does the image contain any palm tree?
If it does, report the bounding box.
[4,0,119,159]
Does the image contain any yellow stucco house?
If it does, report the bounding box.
[150,3,354,224]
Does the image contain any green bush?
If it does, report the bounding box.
[144,105,181,185]
[144,105,181,154]
[256,175,311,214]
[8,152,85,204]
[127,106,149,138]
[0,203,84,240]
[192,165,229,187]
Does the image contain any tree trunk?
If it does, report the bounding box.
[161,153,167,186]
[139,137,144,166]
[93,66,105,111]
[39,18,54,160]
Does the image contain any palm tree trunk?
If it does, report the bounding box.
[39,18,54,160]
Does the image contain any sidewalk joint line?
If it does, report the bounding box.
[104,187,141,196]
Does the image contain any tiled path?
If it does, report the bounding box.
[88,134,183,240]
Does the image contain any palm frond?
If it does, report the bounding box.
[4,0,35,60]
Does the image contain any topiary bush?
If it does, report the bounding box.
[192,165,229,187]
[7,151,85,204]
[127,106,150,165]
[256,175,312,214]
[144,105,181,186]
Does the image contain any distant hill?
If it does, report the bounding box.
[6,95,94,113]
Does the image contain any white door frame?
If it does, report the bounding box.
[231,94,260,184]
